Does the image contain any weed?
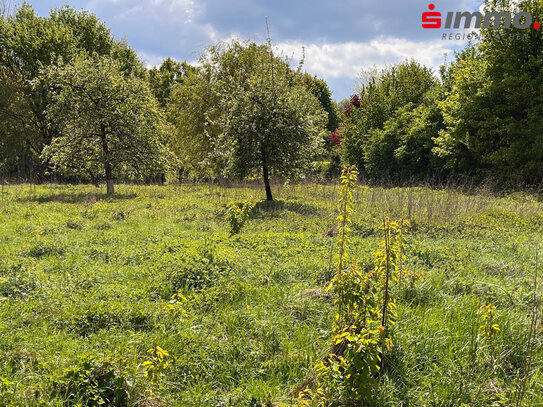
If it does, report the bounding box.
[163,291,188,320]
[477,302,500,341]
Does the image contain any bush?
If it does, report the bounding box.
[224,199,255,236]
[52,356,132,406]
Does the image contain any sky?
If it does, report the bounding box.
[26,0,483,100]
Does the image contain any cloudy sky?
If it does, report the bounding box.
[28,0,482,100]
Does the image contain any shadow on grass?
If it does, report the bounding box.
[254,199,320,217]
[18,192,138,204]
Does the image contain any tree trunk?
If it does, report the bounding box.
[100,124,114,195]
[263,163,273,201]
[105,162,114,195]
[106,179,114,195]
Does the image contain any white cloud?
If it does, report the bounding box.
[275,37,464,80]
[139,51,166,69]
[87,0,201,28]
[110,0,198,24]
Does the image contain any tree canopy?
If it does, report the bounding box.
[206,41,327,200]
[338,60,442,180]
[0,3,144,179]
[149,58,192,109]
[169,41,327,199]
[42,55,171,194]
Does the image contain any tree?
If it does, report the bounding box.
[433,47,485,175]
[0,3,144,179]
[364,100,444,180]
[393,93,445,179]
[0,62,34,178]
[207,41,327,200]
[299,73,339,132]
[168,66,223,179]
[42,55,171,194]
[148,58,191,109]
[339,60,441,179]
[436,0,543,184]
[299,73,342,177]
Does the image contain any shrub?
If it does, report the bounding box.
[52,356,132,406]
[299,166,412,404]
[224,199,255,236]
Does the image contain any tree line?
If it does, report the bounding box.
[0,0,542,198]
[338,0,543,187]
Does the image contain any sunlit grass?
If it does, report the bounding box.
[0,182,541,405]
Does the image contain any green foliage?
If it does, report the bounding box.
[436,0,543,184]
[340,60,442,180]
[477,302,501,341]
[141,346,170,388]
[299,73,339,132]
[0,3,143,178]
[334,166,357,277]
[0,263,36,298]
[148,57,191,109]
[224,199,255,236]
[167,65,222,178]
[59,301,153,336]
[163,291,189,320]
[364,98,445,180]
[0,62,35,177]
[42,54,172,193]
[52,355,131,406]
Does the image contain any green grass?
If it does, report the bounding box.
[0,182,542,406]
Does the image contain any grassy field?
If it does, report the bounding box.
[0,182,542,406]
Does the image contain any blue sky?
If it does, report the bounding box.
[27,0,482,100]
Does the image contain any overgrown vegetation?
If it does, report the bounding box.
[0,182,541,405]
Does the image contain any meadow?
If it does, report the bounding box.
[0,182,542,406]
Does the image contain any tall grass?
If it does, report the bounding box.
[0,182,541,405]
